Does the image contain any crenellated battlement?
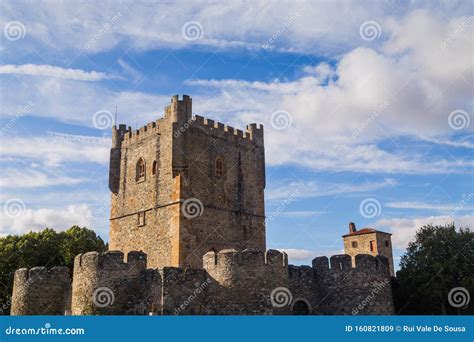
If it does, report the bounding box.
[203,248,287,270]
[165,94,192,118]
[307,254,394,315]
[14,266,70,282]
[110,95,264,149]
[191,115,264,146]
[13,249,393,315]
[114,120,162,148]
[265,249,288,266]
[312,254,390,275]
[74,250,147,274]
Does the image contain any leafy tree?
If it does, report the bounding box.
[60,226,107,266]
[394,223,473,315]
[0,226,106,315]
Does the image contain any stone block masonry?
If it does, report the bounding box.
[71,251,153,315]
[10,266,71,315]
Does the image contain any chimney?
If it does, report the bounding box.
[349,222,357,234]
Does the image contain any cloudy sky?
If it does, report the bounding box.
[0,0,472,269]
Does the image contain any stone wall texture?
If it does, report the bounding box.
[10,266,71,315]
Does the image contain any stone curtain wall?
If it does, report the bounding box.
[288,254,394,315]
[312,254,394,315]
[11,250,393,315]
[161,267,210,315]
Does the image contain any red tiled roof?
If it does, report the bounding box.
[342,228,391,237]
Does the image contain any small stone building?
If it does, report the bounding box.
[343,222,395,276]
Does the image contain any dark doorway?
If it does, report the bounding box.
[292,300,310,315]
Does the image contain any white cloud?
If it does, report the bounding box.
[0,76,167,127]
[0,188,109,210]
[281,248,345,262]
[0,168,85,188]
[281,248,317,261]
[0,203,92,236]
[385,201,474,212]
[2,1,471,56]
[374,214,474,251]
[267,178,397,201]
[0,8,471,177]
[278,210,327,218]
[184,11,473,174]
[418,136,474,149]
[0,134,110,167]
[0,64,115,81]
[302,62,335,84]
[383,11,473,81]
[117,59,143,83]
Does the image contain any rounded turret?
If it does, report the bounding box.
[203,248,289,314]
[71,250,148,315]
[11,266,71,315]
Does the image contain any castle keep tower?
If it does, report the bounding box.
[342,222,395,276]
[109,95,266,269]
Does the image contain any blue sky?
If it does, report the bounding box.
[0,0,472,269]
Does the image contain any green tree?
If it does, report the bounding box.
[59,226,107,266]
[394,223,473,315]
[0,226,106,315]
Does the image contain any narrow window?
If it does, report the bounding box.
[385,240,389,247]
[370,240,376,252]
[215,156,224,177]
[152,160,157,175]
[351,241,358,248]
[136,158,146,182]
[137,211,146,226]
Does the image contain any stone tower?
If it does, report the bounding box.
[342,222,395,276]
[108,95,266,269]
